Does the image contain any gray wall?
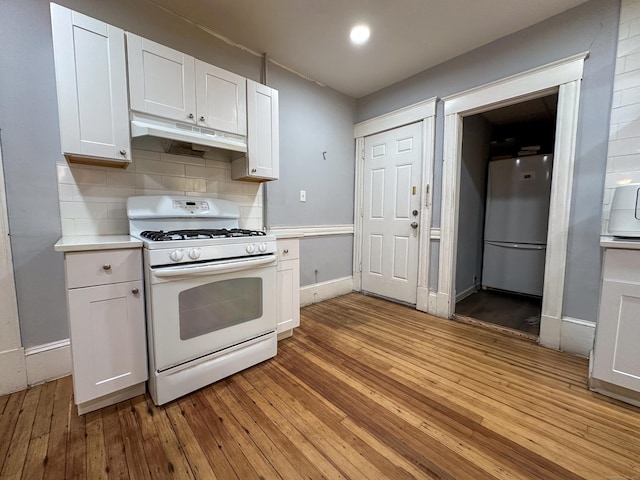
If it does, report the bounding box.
[456,116,492,299]
[357,0,620,323]
[0,0,356,347]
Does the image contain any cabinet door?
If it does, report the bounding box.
[195,61,247,135]
[277,259,300,333]
[592,279,640,392]
[127,33,196,123]
[50,4,130,162]
[246,79,279,179]
[68,281,147,404]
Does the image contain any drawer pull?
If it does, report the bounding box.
[102,264,112,271]
[131,288,139,295]
[283,249,289,254]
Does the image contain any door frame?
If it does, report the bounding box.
[353,97,436,311]
[438,53,587,349]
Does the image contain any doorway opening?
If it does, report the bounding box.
[453,94,558,336]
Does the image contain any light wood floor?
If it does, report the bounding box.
[1,293,639,479]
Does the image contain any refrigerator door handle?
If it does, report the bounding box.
[485,241,546,250]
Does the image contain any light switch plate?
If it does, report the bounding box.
[300,190,306,202]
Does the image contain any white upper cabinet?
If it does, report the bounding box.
[50,4,131,167]
[195,62,247,135]
[127,33,247,135]
[126,33,197,123]
[232,79,279,181]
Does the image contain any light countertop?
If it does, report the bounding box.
[54,235,142,253]
[600,235,640,251]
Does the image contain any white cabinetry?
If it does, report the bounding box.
[276,238,300,339]
[127,33,246,134]
[50,4,131,167]
[591,246,640,400]
[232,80,280,181]
[63,248,147,414]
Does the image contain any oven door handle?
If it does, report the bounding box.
[153,254,277,278]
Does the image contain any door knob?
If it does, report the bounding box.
[410,222,419,229]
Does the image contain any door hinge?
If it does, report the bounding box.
[362,149,365,160]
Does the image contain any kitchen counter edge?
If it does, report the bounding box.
[54,235,142,252]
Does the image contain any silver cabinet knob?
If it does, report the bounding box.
[251,168,257,173]
[410,222,419,229]
[119,149,127,156]
[102,264,111,271]
[188,113,194,119]
[131,288,139,295]
[199,116,205,122]
[283,249,289,254]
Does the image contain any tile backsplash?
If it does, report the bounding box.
[57,149,263,236]
[603,0,640,233]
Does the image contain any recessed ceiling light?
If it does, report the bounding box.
[350,24,370,45]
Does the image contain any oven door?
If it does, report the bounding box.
[148,254,277,372]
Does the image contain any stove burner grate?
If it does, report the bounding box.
[140,228,266,241]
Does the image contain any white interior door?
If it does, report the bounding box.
[361,122,423,304]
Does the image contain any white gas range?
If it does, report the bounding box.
[127,195,278,405]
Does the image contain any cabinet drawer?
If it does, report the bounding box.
[66,249,142,288]
[276,239,299,262]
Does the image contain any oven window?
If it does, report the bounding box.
[178,278,263,340]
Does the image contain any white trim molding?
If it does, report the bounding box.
[269,224,353,237]
[353,98,438,312]
[559,317,595,358]
[25,339,72,386]
[0,348,27,395]
[300,276,354,307]
[439,54,586,352]
[354,97,437,138]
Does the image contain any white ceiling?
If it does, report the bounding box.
[149,0,591,98]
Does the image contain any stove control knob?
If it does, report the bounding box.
[188,248,201,260]
[246,243,256,254]
[170,249,184,262]
[258,242,267,253]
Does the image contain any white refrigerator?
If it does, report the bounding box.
[481,154,553,297]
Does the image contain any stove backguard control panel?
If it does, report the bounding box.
[172,200,210,212]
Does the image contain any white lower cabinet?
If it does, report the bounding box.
[591,247,640,398]
[63,248,147,414]
[276,239,300,338]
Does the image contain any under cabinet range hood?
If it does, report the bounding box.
[130,112,247,153]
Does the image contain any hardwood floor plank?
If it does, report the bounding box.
[85,410,108,480]
[2,293,639,480]
[0,385,41,479]
[165,400,219,479]
[143,397,195,480]
[43,376,72,480]
[100,405,129,480]
[117,401,152,480]
[65,402,86,480]
[0,390,26,474]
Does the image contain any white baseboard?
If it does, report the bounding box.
[0,347,27,395]
[25,339,72,386]
[455,285,478,303]
[416,287,430,313]
[559,317,595,357]
[428,292,439,315]
[539,314,562,350]
[300,276,353,307]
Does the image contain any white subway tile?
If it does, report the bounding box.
[135,174,164,190]
[603,188,615,206]
[625,51,640,73]
[134,189,183,196]
[239,218,264,231]
[614,68,640,91]
[204,150,233,163]
[618,34,640,59]
[620,21,631,42]
[162,176,206,192]
[57,164,106,186]
[611,91,622,109]
[134,157,185,176]
[621,0,640,24]
[610,153,640,171]
[620,84,640,105]
[59,201,108,219]
[617,56,626,75]
[159,152,206,166]
[185,192,218,198]
[206,180,221,193]
[220,180,261,196]
[186,165,227,180]
[613,119,640,140]
[608,136,640,157]
[57,184,78,202]
[605,170,640,188]
[239,205,264,219]
[75,185,135,203]
[106,170,138,188]
[106,203,128,219]
[75,218,128,235]
[219,193,262,207]
[609,102,640,124]
[131,149,161,160]
[60,219,76,236]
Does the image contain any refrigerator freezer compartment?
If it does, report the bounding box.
[481,241,546,297]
